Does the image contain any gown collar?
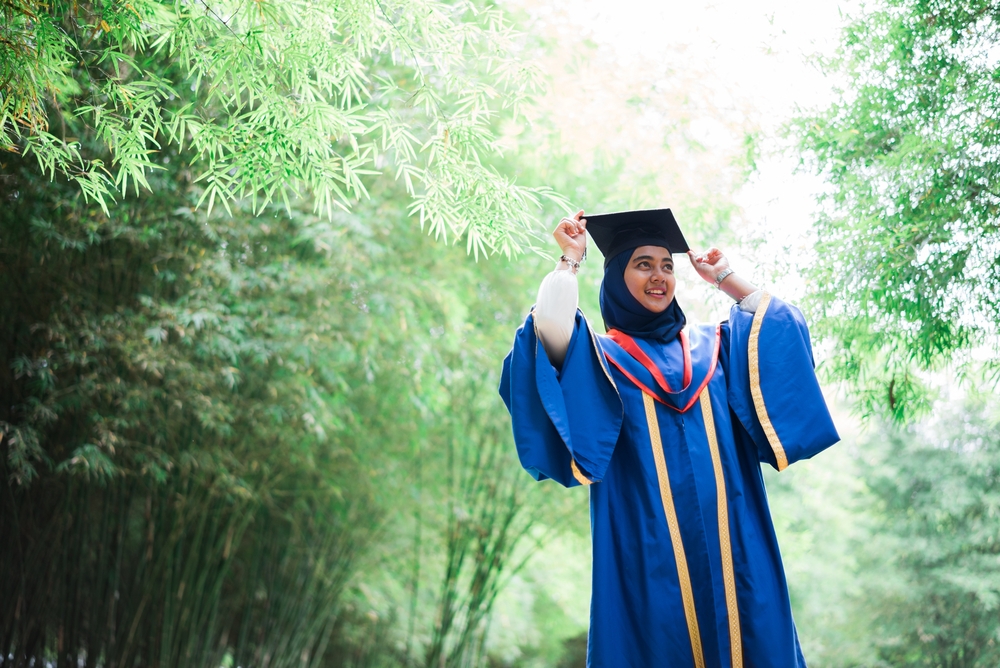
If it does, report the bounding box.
[602,325,721,413]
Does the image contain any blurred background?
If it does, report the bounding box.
[3,0,999,666]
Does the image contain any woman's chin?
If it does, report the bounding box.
[641,298,671,313]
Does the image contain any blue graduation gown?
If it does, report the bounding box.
[499,292,839,668]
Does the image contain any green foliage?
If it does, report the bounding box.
[0,105,571,665]
[415,375,552,667]
[792,6,1000,663]
[856,394,1000,666]
[796,0,1000,419]
[1,0,564,256]
[764,394,1000,668]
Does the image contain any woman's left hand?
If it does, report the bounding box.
[687,248,730,285]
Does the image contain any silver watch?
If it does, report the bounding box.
[714,267,734,287]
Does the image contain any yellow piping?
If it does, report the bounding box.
[747,292,789,470]
[700,388,743,667]
[643,393,705,668]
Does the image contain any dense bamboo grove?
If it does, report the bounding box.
[1,1,571,663]
[3,0,1000,666]
[0,147,581,664]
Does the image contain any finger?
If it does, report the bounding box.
[578,218,587,230]
[573,209,585,221]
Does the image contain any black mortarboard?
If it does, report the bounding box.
[586,208,690,268]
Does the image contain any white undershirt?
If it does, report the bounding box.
[534,269,763,367]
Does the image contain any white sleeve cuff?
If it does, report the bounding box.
[533,269,579,367]
[738,289,764,313]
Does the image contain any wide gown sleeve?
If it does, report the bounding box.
[725,291,840,471]
[499,310,623,487]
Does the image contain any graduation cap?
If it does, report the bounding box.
[585,208,690,268]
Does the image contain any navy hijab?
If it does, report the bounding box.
[599,247,686,343]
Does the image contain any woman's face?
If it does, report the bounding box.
[624,245,675,313]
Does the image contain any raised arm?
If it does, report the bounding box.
[534,210,588,367]
[687,247,763,312]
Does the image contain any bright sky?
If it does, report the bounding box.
[523,0,856,302]
[559,0,846,114]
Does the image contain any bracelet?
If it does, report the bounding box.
[560,254,582,272]
[714,267,734,287]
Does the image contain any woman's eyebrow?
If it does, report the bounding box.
[632,255,673,264]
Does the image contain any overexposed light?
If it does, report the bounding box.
[512,0,856,307]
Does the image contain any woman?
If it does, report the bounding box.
[500,209,839,668]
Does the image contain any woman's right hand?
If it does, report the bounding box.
[554,210,587,262]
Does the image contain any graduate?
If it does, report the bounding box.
[499,209,839,668]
